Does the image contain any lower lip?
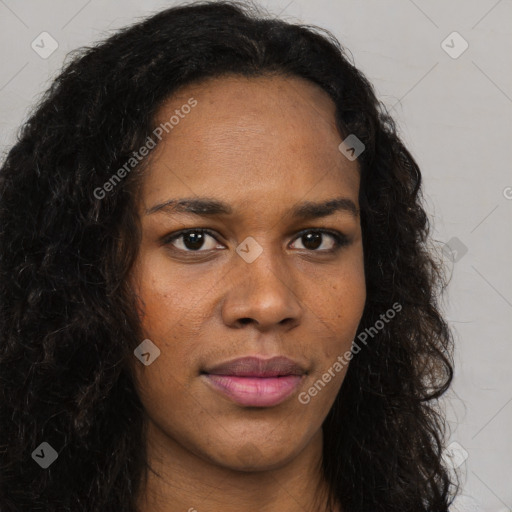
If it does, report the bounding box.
[203,374,303,407]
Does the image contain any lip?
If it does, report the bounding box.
[203,355,306,377]
[202,356,306,407]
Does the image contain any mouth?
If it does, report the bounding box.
[201,356,306,407]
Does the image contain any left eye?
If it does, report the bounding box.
[163,229,348,253]
[290,230,347,252]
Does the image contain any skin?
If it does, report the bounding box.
[130,74,366,512]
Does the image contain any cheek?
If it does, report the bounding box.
[131,259,203,398]
[339,244,366,323]
[132,311,202,429]
[313,260,366,362]
[133,246,218,339]
[301,269,365,409]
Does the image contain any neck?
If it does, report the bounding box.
[135,420,339,512]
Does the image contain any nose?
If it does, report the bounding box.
[221,245,303,332]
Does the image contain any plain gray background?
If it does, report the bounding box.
[0,1,511,511]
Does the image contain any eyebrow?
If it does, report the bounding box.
[145,196,359,219]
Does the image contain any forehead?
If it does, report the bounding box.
[140,74,360,211]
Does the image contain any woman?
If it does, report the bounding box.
[0,1,457,511]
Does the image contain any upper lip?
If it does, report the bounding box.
[203,356,306,377]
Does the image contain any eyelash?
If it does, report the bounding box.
[162,228,350,255]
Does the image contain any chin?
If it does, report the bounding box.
[204,437,301,472]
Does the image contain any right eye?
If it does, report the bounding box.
[162,229,224,252]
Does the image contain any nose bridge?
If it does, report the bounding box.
[221,236,303,329]
[241,237,288,291]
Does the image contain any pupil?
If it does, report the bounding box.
[303,232,321,250]
[184,232,204,250]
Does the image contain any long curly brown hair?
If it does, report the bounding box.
[0,1,457,510]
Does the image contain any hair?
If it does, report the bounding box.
[0,1,457,510]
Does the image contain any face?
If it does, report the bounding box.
[129,74,366,471]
